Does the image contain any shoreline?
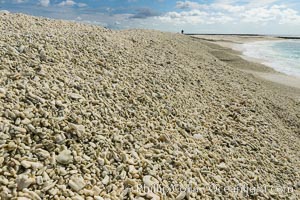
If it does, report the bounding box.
[192,35,300,94]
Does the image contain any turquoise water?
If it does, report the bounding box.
[242,40,300,77]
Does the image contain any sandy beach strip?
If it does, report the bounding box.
[191,35,300,93]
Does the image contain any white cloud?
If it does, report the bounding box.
[176,1,206,9]
[245,0,279,7]
[241,7,277,23]
[160,10,206,24]
[13,0,26,3]
[159,9,234,25]
[39,0,50,7]
[58,0,87,7]
[279,8,300,24]
[176,1,245,13]
[215,0,279,7]
[161,1,300,26]
[241,5,300,24]
[77,3,87,7]
[58,0,76,7]
[213,4,245,13]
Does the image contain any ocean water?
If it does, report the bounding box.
[241,40,300,77]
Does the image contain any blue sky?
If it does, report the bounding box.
[1,0,300,34]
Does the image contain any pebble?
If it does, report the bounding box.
[17,198,31,200]
[22,189,41,200]
[0,157,4,165]
[35,148,51,160]
[42,181,57,192]
[68,175,86,192]
[13,126,27,134]
[69,123,85,138]
[21,160,43,169]
[36,176,43,185]
[146,192,160,200]
[193,134,203,140]
[217,162,228,170]
[57,149,73,165]
[39,49,47,61]
[142,175,159,187]
[16,174,35,190]
[72,196,85,200]
[69,93,84,100]
[92,186,101,196]
[102,175,110,185]
[7,45,19,56]
[0,87,6,97]
[55,133,66,144]
[19,45,26,53]
[175,192,186,200]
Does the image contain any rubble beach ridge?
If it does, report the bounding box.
[0,13,299,199]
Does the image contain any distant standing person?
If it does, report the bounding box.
[181,30,184,34]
